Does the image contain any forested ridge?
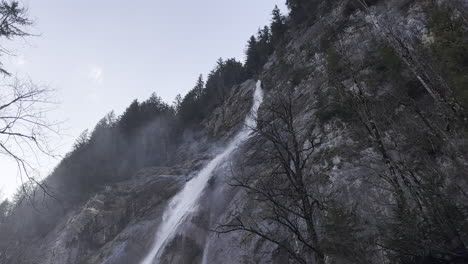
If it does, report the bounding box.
[0,2,288,251]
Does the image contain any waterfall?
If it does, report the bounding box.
[140,80,264,264]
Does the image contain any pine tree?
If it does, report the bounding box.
[257,26,273,56]
[194,74,204,99]
[173,94,182,113]
[271,5,286,45]
[245,26,275,77]
[245,35,260,76]
[73,129,89,150]
[119,100,141,134]
[286,0,320,25]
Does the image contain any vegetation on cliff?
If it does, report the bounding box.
[1,0,467,263]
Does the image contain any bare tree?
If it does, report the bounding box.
[0,78,59,192]
[216,92,327,264]
[0,1,62,197]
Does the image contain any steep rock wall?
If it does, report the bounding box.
[10,1,467,263]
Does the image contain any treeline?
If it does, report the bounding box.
[0,3,295,258]
[178,5,289,123]
[0,0,316,212]
[48,56,250,201]
[48,95,175,202]
[0,1,395,256]
[0,57,251,257]
[177,58,248,127]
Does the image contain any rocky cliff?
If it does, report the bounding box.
[5,0,468,263]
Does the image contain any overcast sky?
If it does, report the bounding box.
[0,0,287,198]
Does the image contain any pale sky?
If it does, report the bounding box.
[0,0,287,199]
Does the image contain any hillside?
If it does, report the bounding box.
[1,0,467,263]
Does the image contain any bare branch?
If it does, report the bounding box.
[0,77,60,198]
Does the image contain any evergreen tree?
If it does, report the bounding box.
[177,57,247,127]
[178,89,200,125]
[245,27,274,77]
[140,92,169,122]
[245,35,260,76]
[90,112,116,141]
[0,1,32,75]
[173,94,182,114]
[286,0,321,25]
[119,100,141,134]
[194,74,204,99]
[257,26,273,61]
[271,5,286,45]
[222,59,247,88]
[216,57,225,69]
[258,26,271,43]
[73,129,89,151]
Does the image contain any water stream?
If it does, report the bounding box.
[140,80,264,264]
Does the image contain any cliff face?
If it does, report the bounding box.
[162,1,467,263]
[10,1,468,263]
[11,79,257,264]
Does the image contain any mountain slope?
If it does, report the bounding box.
[2,0,467,263]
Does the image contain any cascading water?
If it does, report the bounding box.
[140,80,264,264]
